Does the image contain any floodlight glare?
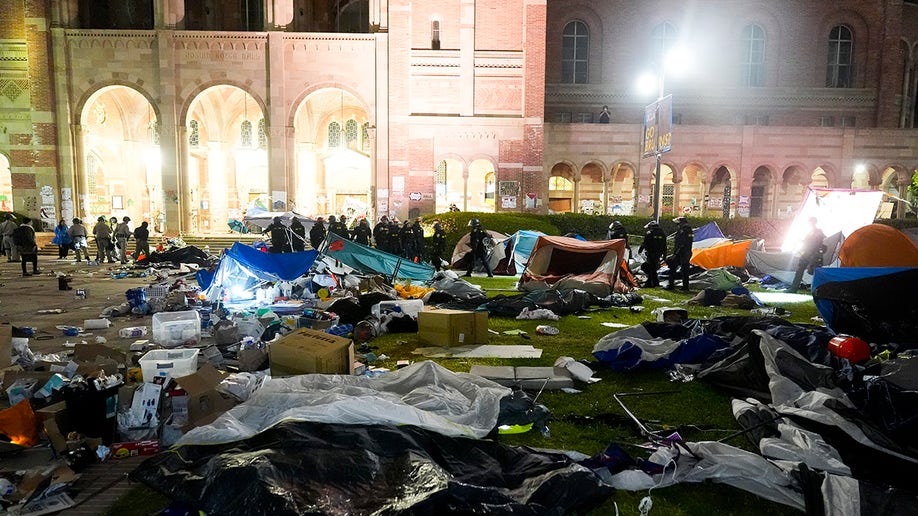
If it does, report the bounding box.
[636,71,659,97]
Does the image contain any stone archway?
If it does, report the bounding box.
[80,85,161,233]
[435,158,466,213]
[467,158,496,213]
[185,85,269,234]
[578,162,604,214]
[548,163,575,213]
[607,163,636,215]
[708,166,735,219]
[293,88,370,221]
[749,166,775,218]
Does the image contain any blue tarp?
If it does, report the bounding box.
[812,266,918,343]
[593,330,729,372]
[324,234,435,282]
[200,242,318,300]
[506,230,545,274]
[693,221,725,242]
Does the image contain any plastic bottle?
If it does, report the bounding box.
[83,319,111,329]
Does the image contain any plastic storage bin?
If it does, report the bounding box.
[370,299,424,318]
[139,348,199,382]
[152,311,201,347]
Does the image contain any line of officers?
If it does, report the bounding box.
[267,214,450,271]
[608,217,694,291]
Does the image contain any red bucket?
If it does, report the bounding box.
[827,335,870,363]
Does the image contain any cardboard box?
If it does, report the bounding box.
[269,328,355,376]
[417,309,489,347]
[0,323,11,369]
[109,440,160,459]
[173,364,236,429]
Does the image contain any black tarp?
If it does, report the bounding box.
[131,421,613,515]
[138,245,216,267]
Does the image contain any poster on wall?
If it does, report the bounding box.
[498,181,519,196]
[525,192,537,209]
[39,186,56,230]
[60,188,73,221]
[581,200,595,214]
[501,196,517,209]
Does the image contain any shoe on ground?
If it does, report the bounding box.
[487,274,494,278]
[21,273,31,277]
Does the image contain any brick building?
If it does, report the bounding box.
[0,0,916,235]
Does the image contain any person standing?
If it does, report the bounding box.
[0,214,18,262]
[108,216,120,259]
[68,218,91,262]
[328,215,349,240]
[338,215,353,240]
[387,219,402,256]
[606,220,630,259]
[373,215,390,251]
[52,219,72,259]
[638,220,666,288]
[598,105,611,124]
[464,218,493,277]
[353,218,372,246]
[411,218,425,263]
[788,217,827,293]
[133,221,150,261]
[290,217,306,252]
[309,217,327,249]
[265,216,290,253]
[93,216,115,263]
[13,218,39,276]
[430,220,448,271]
[114,216,132,263]
[399,220,416,261]
[666,217,694,291]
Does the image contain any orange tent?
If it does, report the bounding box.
[690,240,753,269]
[838,224,918,267]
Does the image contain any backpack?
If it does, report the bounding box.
[11,225,30,247]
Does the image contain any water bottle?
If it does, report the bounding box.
[119,326,148,338]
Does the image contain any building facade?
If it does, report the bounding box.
[0,0,916,235]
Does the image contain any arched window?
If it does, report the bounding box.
[827,25,853,88]
[741,24,765,87]
[561,21,589,84]
[549,176,573,190]
[240,119,253,147]
[651,22,678,65]
[361,122,370,152]
[327,121,341,148]
[345,119,359,147]
[189,119,200,147]
[257,118,267,149]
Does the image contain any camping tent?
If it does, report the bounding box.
[323,233,435,281]
[518,236,626,297]
[494,230,545,275]
[450,230,508,273]
[690,239,755,269]
[837,224,918,267]
[200,242,318,301]
[239,210,316,245]
[693,221,730,249]
[812,266,918,344]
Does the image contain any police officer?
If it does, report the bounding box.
[411,218,425,263]
[309,217,327,249]
[638,220,666,288]
[464,218,493,277]
[387,219,402,256]
[353,218,372,246]
[666,217,694,291]
[430,220,448,271]
[606,220,630,259]
[373,215,390,251]
[328,215,349,240]
[788,217,827,292]
[399,220,416,261]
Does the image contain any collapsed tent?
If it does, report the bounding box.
[812,266,918,344]
[132,420,613,515]
[200,242,318,301]
[494,230,545,275]
[323,233,434,281]
[745,231,842,286]
[837,224,918,267]
[450,229,507,272]
[138,245,215,267]
[518,236,626,297]
[693,221,729,249]
[690,239,754,269]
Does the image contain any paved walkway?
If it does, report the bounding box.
[67,455,149,515]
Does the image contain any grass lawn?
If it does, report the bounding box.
[109,276,817,516]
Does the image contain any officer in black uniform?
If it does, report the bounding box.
[464,218,493,277]
[606,220,630,259]
[373,215,390,251]
[666,217,694,291]
[430,220,448,271]
[328,215,349,240]
[638,220,667,288]
[353,218,372,246]
[309,217,326,249]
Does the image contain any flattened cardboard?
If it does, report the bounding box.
[269,328,355,376]
[417,309,488,347]
[0,323,11,369]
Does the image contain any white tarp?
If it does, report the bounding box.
[176,361,511,446]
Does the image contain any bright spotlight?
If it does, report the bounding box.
[636,71,659,98]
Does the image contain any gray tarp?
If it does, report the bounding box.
[177,361,511,446]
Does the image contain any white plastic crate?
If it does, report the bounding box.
[139,348,199,382]
[152,311,201,348]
